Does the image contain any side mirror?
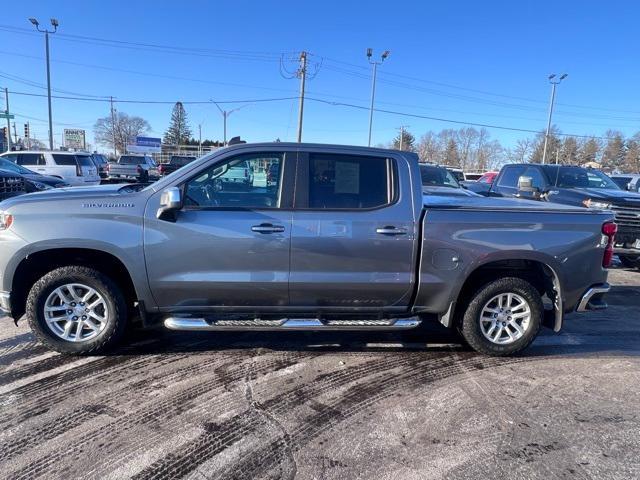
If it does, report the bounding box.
[516,176,542,198]
[157,187,182,221]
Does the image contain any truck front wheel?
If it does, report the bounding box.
[460,277,543,356]
[26,266,128,354]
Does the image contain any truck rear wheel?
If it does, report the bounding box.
[26,266,128,355]
[460,277,543,356]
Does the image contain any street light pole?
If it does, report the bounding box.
[210,100,250,146]
[366,48,390,147]
[29,17,58,150]
[542,73,567,165]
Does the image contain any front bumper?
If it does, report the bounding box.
[576,283,610,312]
[0,291,11,317]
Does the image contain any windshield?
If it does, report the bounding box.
[419,165,460,188]
[553,167,621,190]
[0,158,34,174]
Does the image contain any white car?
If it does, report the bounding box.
[0,151,100,187]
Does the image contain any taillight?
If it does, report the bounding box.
[602,221,617,268]
[106,163,110,172]
[136,165,142,174]
[158,164,165,174]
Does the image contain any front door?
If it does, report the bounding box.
[289,151,417,312]
[144,150,294,311]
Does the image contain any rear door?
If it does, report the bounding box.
[288,150,417,312]
[16,153,46,172]
[145,150,296,310]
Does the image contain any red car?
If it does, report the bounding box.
[478,171,498,184]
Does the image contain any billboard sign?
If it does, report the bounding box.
[127,136,162,153]
[64,129,86,150]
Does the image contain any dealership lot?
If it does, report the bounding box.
[0,267,636,479]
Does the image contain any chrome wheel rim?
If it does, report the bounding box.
[43,283,109,342]
[480,292,531,345]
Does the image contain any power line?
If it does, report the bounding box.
[305,97,619,140]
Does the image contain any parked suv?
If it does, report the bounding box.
[91,153,110,180]
[0,151,100,186]
[480,164,640,269]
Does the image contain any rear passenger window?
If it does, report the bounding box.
[17,153,45,166]
[308,154,391,209]
[52,155,78,166]
[498,166,526,187]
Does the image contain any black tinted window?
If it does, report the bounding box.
[76,155,94,167]
[17,153,45,166]
[119,156,144,165]
[52,154,78,166]
[498,166,526,187]
[309,154,390,209]
[521,167,547,189]
[184,153,282,209]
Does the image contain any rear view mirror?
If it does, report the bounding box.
[157,187,182,221]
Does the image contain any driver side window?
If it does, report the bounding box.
[184,153,283,209]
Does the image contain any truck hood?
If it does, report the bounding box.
[423,194,591,213]
[0,184,142,209]
[565,187,640,206]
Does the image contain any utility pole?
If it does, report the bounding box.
[366,49,390,147]
[542,73,567,165]
[4,88,11,151]
[29,17,58,150]
[110,96,117,156]
[296,51,307,143]
[198,123,202,156]
[397,125,410,151]
[12,122,17,144]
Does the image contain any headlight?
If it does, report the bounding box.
[582,199,611,209]
[0,212,13,230]
[31,181,52,191]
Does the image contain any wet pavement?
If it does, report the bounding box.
[0,268,638,479]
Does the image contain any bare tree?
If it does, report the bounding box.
[417,132,440,163]
[94,112,151,154]
[513,138,532,163]
[456,127,479,170]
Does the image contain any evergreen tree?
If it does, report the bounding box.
[163,102,192,146]
[600,130,626,169]
[392,129,416,151]
[444,138,460,166]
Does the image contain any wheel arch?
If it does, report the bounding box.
[452,257,563,332]
[11,248,139,320]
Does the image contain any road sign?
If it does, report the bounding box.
[0,113,14,120]
[127,136,161,153]
[64,129,86,150]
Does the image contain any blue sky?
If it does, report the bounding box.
[2,0,640,151]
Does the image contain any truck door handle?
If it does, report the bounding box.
[376,226,408,236]
[251,223,285,234]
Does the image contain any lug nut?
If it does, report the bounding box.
[82,315,87,320]
[72,316,78,321]
[67,309,73,314]
[70,302,76,307]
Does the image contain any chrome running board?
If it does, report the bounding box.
[164,316,421,331]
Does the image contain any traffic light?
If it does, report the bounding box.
[0,127,6,139]
[24,123,29,138]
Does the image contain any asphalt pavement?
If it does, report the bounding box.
[0,268,638,479]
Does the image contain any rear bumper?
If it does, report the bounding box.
[576,283,610,312]
[0,291,12,318]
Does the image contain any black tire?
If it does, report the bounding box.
[619,255,640,270]
[26,266,127,355]
[460,277,543,356]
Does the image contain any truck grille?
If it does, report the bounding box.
[611,204,640,232]
[0,176,26,195]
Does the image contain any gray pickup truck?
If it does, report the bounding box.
[0,143,616,356]
[107,154,159,183]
